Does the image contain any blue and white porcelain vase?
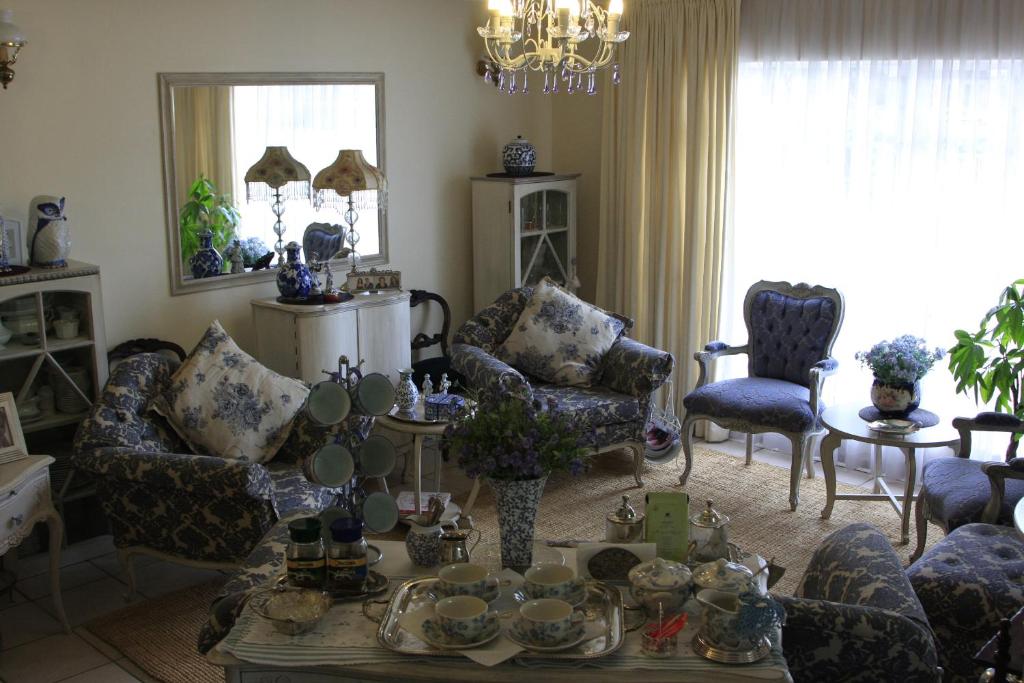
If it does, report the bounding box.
[870,378,921,418]
[405,521,445,568]
[29,195,71,269]
[395,369,419,413]
[489,475,547,569]
[277,241,313,299]
[502,135,536,176]
[189,230,223,279]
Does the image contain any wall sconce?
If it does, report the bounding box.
[0,9,27,90]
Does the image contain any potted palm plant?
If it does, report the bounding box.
[949,279,1024,458]
[444,395,588,569]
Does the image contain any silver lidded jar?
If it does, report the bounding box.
[688,499,732,564]
[605,494,645,543]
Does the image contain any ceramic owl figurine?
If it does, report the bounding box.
[29,195,70,268]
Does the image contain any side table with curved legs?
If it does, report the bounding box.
[819,405,960,545]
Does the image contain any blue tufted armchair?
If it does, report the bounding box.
[450,287,674,486]
[72,353,366,592]
[680,280,845,510]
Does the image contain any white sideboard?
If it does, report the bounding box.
[251,292,411,385]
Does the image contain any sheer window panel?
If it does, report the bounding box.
[719,55,1024,475]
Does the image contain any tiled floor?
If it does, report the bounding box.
[0,533,224,683]
[0,436,902,683]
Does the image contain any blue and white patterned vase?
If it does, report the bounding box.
[395,369,418,413]
[502,135,536,176]
[870,378,921,418]
[488,475,547,569]
[405,522,444,567]
[189,230,223,278]
[276,241,313,298]
[29,195,71,269]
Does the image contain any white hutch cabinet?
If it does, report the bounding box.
[470,173,579,311]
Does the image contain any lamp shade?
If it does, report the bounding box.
[0,10,26,46]
[313,150,388,211]
[244,146,311,202]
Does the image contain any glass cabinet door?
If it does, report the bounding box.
[519,189,570,287]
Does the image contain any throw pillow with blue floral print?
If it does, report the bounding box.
[150,320,309,462]
[497,277,625,387]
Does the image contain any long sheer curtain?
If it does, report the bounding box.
[721,0,1024,472]
[598,0,739,416]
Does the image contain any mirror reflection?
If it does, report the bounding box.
[161,74,385,294]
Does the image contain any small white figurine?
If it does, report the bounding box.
[229,240,245,274]
[439,373,451,396]
[421,373,433,400]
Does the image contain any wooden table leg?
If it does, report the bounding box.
[463,479,481,518]
[45,510,71,632]
[900,447,917,545]
[820,431,842,520]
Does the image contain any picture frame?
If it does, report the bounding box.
[347,267,402,294]
[1,217,24,266]
[0,392,29,465]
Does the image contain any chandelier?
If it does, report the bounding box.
[479,0,628,95]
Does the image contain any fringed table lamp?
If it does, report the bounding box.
[313,150,387,272]
[244,146,311,265]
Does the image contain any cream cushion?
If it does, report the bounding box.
[497,278,625,387]
[150,320,309,462]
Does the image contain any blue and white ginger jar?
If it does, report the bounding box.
[502,135,536,176]
[277,241,313,298]
[189,230,223,278]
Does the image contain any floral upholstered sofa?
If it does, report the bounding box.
[72,353,364,587]
[451,286,674,486]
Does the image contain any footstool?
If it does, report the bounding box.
[908,523,1024,683]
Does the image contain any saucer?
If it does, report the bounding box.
[522,583,587,607]
[506,619,588,652]
[421,614,501,649]
[429,581,500,604]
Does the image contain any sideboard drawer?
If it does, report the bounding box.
[0,469,50,534]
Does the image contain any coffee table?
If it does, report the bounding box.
[819,404,961,544]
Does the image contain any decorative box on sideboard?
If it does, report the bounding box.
[251,291,411,385]
[470,173,579,311]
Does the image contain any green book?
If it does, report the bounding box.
[644,491,689,562]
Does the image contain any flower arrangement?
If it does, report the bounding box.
[444,395,589,481]
[856,335,946,386]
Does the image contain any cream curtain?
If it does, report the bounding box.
[173,86,235,206]
[597,0,739,418]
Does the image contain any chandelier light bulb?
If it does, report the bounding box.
[608,0,623,16]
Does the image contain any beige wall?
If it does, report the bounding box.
[0,0,553,353]
[551,88,604,303]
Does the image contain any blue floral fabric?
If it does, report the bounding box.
[150,320,309,463]
[920,457,1024,532]
[496,278,625,387]
[454,288,533,353]
[600,336,675,397]
[780,523,939,683]
[683,377,820,433]
[450,343,533,401]
[908,523,1024,683]
[532,383,643,430]
[749,290,838,388]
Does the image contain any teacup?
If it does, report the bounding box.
[435,595,490,641]
[524,564,584,601]
[437,563,498,599]
[517,598,583,646]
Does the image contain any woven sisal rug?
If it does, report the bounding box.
[82,445,936,682]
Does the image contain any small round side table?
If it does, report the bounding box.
[819,404,961,544]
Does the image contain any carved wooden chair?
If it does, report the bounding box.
[679,280,845,511]
[910,412,1024,562]
[409,289,464,392]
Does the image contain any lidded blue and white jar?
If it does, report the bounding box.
[502,135,536,176]
[277,241,314,298]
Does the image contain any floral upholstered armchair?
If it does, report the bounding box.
[451,286,674,486]
[779,523,940,682]
[72,353,362,591]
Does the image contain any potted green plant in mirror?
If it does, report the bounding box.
[856,335,945,418]
[179,174,241,278]
[949,279,1024,458]
[444,395,589,569]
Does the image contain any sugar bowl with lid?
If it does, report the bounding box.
[627,557,693,617]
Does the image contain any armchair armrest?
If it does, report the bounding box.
[692,342,748,389]
[601,337,675,397]
[450,343,533,401]
[980,457,1024,523]
[777,596,938,683]
[73,447,275,500]
[808,357,839,418]
[954,412,1024,460]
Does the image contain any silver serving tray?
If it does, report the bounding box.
[377,576,625,660]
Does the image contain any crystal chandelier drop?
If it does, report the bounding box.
[478,0,628,95]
